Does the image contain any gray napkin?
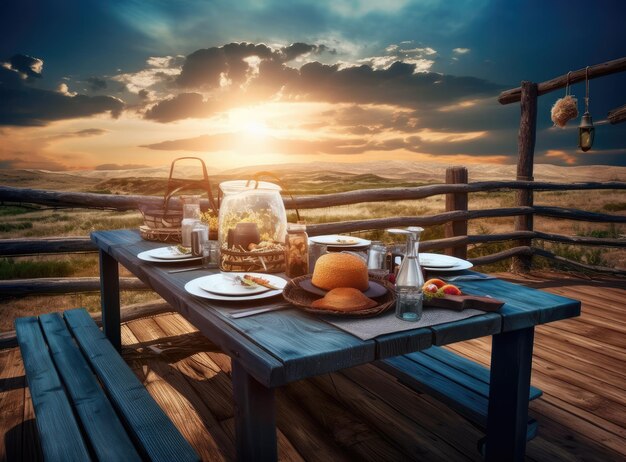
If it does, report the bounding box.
[322,307,485,341]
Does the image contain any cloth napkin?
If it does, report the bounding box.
[321,306,485,341]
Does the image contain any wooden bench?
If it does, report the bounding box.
[376,346,542,451]
[15,308,200,462]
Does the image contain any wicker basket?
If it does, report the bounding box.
[139,157,218,243]
[219,245,286,273]
[139,225,182,243]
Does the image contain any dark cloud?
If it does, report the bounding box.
[9,54,43,79]
[95,163,150,170]
[0,56,124,126]
[177,43,274,88]
[280,42,334,61]
[86,76,107,91]
[144,92,213,122]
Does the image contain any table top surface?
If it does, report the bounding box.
[92,229,581,388]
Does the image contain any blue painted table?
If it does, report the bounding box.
[92,230,581,462]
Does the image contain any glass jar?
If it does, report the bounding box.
[395,227,424,321]
[285,222,309,278]
[180,195,202,248]
[218,180,287,272]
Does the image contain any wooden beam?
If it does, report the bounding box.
[608,103,626,125]
[444,167,468,259]
[0,237,96,257]
[498,57,626,104]
[0,277,148,298]
[2,182,626,211]
[513,81,537,273]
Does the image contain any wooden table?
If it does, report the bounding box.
[92,230,581,462]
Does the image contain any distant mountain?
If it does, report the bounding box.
[1,161,624,194]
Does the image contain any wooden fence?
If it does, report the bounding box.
[1,167,625,299]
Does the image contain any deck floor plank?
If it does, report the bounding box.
[2,271,625,461]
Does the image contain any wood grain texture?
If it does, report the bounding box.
[38,312,142,462]
[445,166,469,259]
[0,237,96,257]
[608,103,626,124]
[63,308,200,462]
[14,317,92,462]
[0,276,146,297]
[0,348,26,462]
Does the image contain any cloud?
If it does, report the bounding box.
[86,76,107,91]
[145,42,501,123]
[453,48,471,55]
[8,54,43,79]
[144,92,214,122]
[0,55,124,126]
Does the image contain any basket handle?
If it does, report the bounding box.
[163,157,217,215]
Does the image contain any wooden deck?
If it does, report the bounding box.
[1,271,624,461]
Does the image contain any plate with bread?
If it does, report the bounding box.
[283,253,396,317]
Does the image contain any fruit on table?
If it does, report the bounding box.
[423,283,440,294]
[439,284,462,296]
[423,278,446,289]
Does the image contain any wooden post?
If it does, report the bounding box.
[445,166,468,259]
[99,249,121,351]
[512,81,538,273]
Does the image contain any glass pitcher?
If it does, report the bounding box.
[395,226,425,321]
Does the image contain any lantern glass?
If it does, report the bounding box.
[578,127,594,152]
[578,112,594,152]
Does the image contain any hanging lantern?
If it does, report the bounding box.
[578,66,595,152]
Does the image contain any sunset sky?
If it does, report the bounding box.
[1,0,625,171]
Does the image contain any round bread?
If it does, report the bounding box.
[311,253,369,291]
[311,287,377,312]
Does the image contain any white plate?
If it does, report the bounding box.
[185,273,287,301]
[419,253,473,272]
[138,249,202,263]
[199,273,272,296]
[310,235,371,247]
[148,246,195,260]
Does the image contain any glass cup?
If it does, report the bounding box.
[308,242,327,273]
[202,240,220,268]
[367,241,389,278]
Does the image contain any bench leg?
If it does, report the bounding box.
[99,249,121,351]
[232,359,277,462]
[485,327,534,462]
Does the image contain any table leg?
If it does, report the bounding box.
[485,327,535,462]
[232,359,277,462]
[99,249,121,351]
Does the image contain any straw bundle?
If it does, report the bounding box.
[551,95,578,127]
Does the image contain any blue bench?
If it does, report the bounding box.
[376,346,542,451]
[15,308,200,462]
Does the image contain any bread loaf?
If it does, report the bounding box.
[311,253,369,291]
[311,287,377,311]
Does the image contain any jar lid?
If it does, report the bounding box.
[219,180,282,193]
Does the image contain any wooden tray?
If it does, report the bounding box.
[282,275,396,317]
[425,294,504,312]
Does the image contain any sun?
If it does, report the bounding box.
[242,120,270,138]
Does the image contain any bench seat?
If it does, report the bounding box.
[376,346,542,449]
[15,308,200,462]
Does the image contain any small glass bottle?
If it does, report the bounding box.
[181,195,201,248]
[395,227,425,321]
[285,222,309,278]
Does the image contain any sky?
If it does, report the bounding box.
[1,0,625,172]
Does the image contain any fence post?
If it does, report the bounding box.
[512,81,538,273]
[445,166,468,259]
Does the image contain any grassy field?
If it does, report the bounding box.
[1,178,624,332]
